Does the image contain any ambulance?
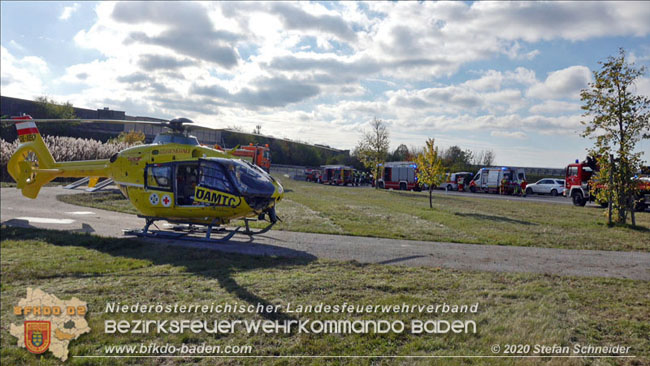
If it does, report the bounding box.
[469,167,526,194]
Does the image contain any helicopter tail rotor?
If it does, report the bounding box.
[7,115,111,199]
[7,116,58,198]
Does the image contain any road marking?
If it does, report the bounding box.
[15,217,75,224]
[65,211,96,215]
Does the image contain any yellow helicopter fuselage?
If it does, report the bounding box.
[7,119,283,226]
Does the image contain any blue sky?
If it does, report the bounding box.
[2,1,649,167]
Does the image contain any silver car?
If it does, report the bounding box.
[526,178,565,196]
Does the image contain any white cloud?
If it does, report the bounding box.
[529,100,582,115]
[634,77,650,96]
[462,70,504,91]
[1,46,49,100]
[491,130,527,139]
[59,3,80,21]
[8,40,25,52]
[465,1,650,42]
[527,66,592,100]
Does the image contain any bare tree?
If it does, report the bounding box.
[355,117,390,188]
[482,150,495,166]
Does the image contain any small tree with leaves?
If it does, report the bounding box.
[110,130,145,145]
[415,138,446,208]
[355,117,390,188]
[34,96,76,119]
[580,48,650,226]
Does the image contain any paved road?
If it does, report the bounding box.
[1,187,648,280]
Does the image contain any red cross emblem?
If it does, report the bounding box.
[161,194,172,207]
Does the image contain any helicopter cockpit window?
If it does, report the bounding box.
[226,160,275,197]
[199,162,236,194]
[146,165,172,190]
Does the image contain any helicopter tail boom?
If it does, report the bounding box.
[7,116,110,199]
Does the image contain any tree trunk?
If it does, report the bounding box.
[618,169,627,224]
[630,194,636,226]
[428,187,433,208]
[608,154,613,225]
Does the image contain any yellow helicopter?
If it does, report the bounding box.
[6,115,284,241]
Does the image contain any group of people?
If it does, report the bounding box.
[500,178,528,196]
[351,171,373,186]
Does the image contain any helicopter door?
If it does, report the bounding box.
[175,163,199,206]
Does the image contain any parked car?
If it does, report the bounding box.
[526,178,565,196]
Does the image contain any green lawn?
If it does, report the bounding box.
[57,178,650,252]
[1,226,648,365]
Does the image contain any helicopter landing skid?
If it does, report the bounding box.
[123,217,275,242]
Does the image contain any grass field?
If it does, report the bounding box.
[1,226,648,365]
[57,178,650,252]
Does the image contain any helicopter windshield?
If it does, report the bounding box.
[199,161,236,194]
[199,159,275,197]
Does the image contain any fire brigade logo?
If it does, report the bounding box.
[24,321,51,354]
[149,193,160,205]
[10,288,90,361]
[161,194,172,207]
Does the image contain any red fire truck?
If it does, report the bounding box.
[216,143,271,172]
[321,165,354,185]
[564,158,598,206]
[565,158,650,210]
[377,161,421,191]
[305,168,322,182]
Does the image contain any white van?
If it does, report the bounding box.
[469,167,526,194]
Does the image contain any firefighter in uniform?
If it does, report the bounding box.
[513,180,522,196]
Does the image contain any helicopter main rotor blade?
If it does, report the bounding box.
[5,119,169,125]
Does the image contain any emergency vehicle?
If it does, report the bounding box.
[469,167,526,194]
[215,143,271,172]
[565,158,650,210]
[321,165,354,185]
[304,168,322,182]
[377,161,420,191]
[443,172,474,191]
[564,159,597,206]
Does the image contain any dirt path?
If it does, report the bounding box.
[1,187,648,280]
